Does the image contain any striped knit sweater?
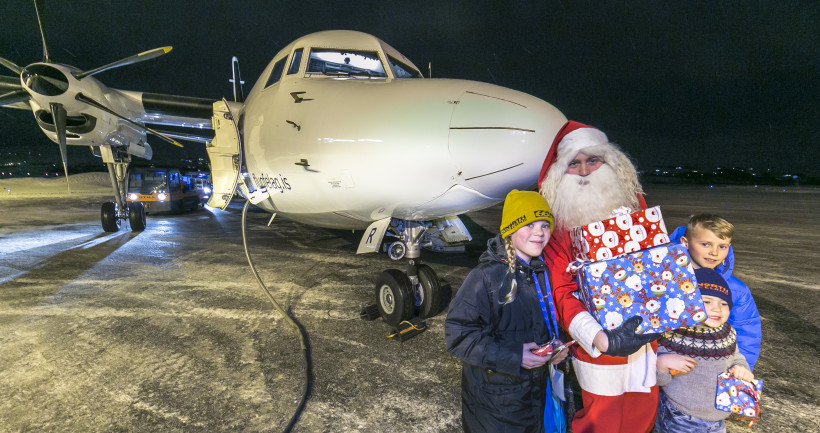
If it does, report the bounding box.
[657,323,750,422]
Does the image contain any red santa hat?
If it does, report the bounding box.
[536,121,609,187]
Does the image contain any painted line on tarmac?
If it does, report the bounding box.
[0,270,27,285]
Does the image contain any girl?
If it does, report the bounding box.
[445,189,569,433]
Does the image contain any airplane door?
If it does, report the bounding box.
[206,100,243,210]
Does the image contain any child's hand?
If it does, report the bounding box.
[657,353,697,375]
[521,342,549,370]
[549,345,569,365]
[729,365,755,382]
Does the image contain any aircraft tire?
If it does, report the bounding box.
[375,269,414,327]
[416,264,442,318]
[101,202,120,232]
[128,202,146,231]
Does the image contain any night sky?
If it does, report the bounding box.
[1,1,818,175]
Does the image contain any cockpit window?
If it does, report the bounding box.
[306,49,386,78]
[287,48,303,75]
[388,56,422,78]
[265,57,287,87]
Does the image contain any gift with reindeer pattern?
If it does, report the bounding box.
[575,243,707,334]
[715,371,763,427]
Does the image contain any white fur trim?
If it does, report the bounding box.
[568,312,604,358]
[572,344,657,396]
[557,127,609,162]
[642,344,658,389]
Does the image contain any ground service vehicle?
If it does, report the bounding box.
[185,171,212,205]
[127,167,203,213]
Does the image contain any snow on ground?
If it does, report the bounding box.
[0,173,111,198]
[0,181,818,432]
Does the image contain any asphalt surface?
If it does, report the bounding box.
[1,185,818,432]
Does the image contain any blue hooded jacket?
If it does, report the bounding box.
[670,226,762,370]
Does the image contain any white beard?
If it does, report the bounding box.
[551,164,633,230]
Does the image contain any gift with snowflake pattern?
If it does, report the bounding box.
[570,206,670,262]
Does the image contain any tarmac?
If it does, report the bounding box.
[0,185,818,432]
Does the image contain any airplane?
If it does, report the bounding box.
[1,1,567,326]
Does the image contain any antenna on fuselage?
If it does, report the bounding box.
[428,62,432,78]
[229,57,245,102]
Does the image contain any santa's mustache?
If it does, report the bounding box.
[563,167,615,189]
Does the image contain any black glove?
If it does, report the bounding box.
[602,316,662,357]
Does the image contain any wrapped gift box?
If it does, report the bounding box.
[715,372,763,424]
[575,243,706,334]
[570,206,670,262]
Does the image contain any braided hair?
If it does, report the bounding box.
[500,236,519,305]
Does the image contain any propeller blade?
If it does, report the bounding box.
[0,89,30,106]
[75,93,184,148]
[33,0,50,62]
[74,46,173,80]
[50,102,71,193]
[0,57,22,75]
[0,74,23,91]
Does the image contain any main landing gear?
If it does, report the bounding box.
[100,160,146,233]
[374,221,444,327]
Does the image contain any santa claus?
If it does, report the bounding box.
[538,121,659,433]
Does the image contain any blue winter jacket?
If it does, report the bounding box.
[670,226,762,370]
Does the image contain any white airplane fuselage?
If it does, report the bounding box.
[3,21,570,325]
[4,26,568,236]
[237,31,567,229]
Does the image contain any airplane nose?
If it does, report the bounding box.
[448,83,566,199]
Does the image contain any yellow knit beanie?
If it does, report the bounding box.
[499,190,555,238]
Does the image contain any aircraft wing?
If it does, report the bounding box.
[121,90,215,130]
[116,90,216,144]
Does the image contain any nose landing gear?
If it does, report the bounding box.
[374,222,443,327]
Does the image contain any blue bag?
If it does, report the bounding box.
[544,375,567,433]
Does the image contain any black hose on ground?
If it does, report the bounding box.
[241,199,313,432]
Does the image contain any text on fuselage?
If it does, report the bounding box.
[252,173,292,194]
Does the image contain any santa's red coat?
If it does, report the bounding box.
[543,198,658,433]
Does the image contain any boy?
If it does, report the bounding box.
[670,214,762,370]
[655,268,755,433]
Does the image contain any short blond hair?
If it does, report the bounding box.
[684,214,735,240]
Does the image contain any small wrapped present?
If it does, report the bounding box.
[716,372,763,427]
[575,243,707,334]
[570,206,670,262]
